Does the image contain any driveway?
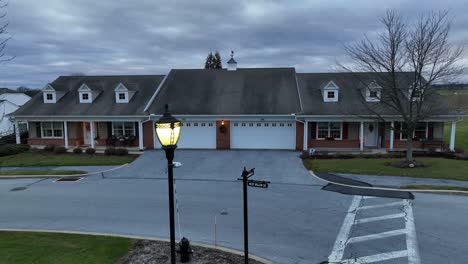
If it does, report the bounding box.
[0,150,467,263]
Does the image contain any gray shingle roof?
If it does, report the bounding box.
[296,72,447,116]
[12,75,165,117]
[147,68,301,115]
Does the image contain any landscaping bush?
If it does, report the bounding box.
[0,144,30,157]
[114,148,128,156]
[43,144,55,152]
[73,147,83,154]
[53,146,67,154]
[85,148,96,154]
[104,147,115,155]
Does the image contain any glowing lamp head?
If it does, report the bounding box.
[221,120,225,126]
[155,104,181,148]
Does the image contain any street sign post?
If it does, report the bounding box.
[237,167,270,264]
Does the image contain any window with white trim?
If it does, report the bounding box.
[112,122,135,137]
[316,122,342,140]
[41,122,63,138]
[44,92,56,103]
[400,122,428,140]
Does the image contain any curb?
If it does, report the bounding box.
[0,228,272,264]
[0,163,129,179]
[309,171,468,195]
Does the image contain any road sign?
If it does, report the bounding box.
[247,180,270,188]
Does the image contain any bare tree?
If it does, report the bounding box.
[0,0,13,63]
[341,10,465,162]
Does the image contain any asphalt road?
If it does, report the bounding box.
[0,150,467,263]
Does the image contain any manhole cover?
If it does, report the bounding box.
[55,177,81,182]
[10,187,27,192]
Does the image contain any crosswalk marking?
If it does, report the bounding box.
[357,201,404,210]
[356,213,406,224]
[340,250,408,263]
[328,196,420,264]
[347,229,407,244]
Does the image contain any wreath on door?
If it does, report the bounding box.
[368,124,374,133]
[219,125,227,134]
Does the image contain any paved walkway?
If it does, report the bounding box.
[336,173,468,188]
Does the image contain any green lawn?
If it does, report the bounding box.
[304,157,468,181]
[0,170,86,176]
[444,119,468,151]
[0,231,131,264]
[0,152,137,167]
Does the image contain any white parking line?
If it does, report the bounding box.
[340,249,408,263]
[404,199,421,264]
[357,201,404,210]
[347,229,406,244]
[328,195,362,262]
[356,213,406,224]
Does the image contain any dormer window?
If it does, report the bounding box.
[78,84,95,103]
[323,81,339,102]
[114,83,133,103]
[365,82,382,102]
[42,84,57,103]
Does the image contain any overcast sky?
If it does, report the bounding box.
[1,0,467,88]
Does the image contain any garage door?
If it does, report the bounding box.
[231,121,295,149]
[177,121,216,149]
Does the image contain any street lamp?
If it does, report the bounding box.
[155,104,181,264]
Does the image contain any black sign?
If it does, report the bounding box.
[247,180,270,188]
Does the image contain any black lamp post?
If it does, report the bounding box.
[155,104,182,264]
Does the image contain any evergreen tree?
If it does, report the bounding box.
[204,52,214,69]
[213,51,223,69]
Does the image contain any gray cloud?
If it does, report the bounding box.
[1,0,467,88]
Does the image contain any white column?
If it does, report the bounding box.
[359,121,364,151]
[64,121,69,149]
[390,121,395,151]
[303,120,308,151]
[138,121,144,150]
[14,120,21,144]
[450,121,456,152]
[90,121,95,148]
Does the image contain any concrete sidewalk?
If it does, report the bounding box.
[335,173,468,188]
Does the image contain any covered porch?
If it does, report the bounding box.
[19,119,155,151]
[301,120,457,152]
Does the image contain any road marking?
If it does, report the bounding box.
[357,201,403,210]
[356,213,406,224]
[340,250,408,263]
[328,195,362,262]
[347,229,406,244]
[362,196,378,199]
[404,199,421,264]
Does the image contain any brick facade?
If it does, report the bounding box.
[28,138,65,146]
[216,120,230,149]
[309,139,360,148]
[143,121,154,149]
[295,121,304,151]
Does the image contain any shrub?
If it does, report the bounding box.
[104,147,115,155]
[43,144,55,152]
[16,144,31,152]
[53,146,67,154]
[0,144,31,157]
[73,147,83,154]
[85,148,96,154]
[114,148,128,156]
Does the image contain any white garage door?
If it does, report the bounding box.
[231,121,295,149]
[177,121,216,149]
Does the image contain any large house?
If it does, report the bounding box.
[0,92,31,136]
[11,59,461,152]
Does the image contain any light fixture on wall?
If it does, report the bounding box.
[219,120,227,133]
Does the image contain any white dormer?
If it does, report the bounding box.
[114,83,135,103]
[43,84,57,103]
[408,83,423,101]
[322,81,339,102]
[365,81,382,102]
[78,84,93,103]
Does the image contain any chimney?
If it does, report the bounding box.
[227,50,237,71]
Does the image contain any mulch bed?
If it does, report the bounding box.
[119,240,264,264]
[386,160,427,168]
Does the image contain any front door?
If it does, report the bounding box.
[364,122,378,147]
